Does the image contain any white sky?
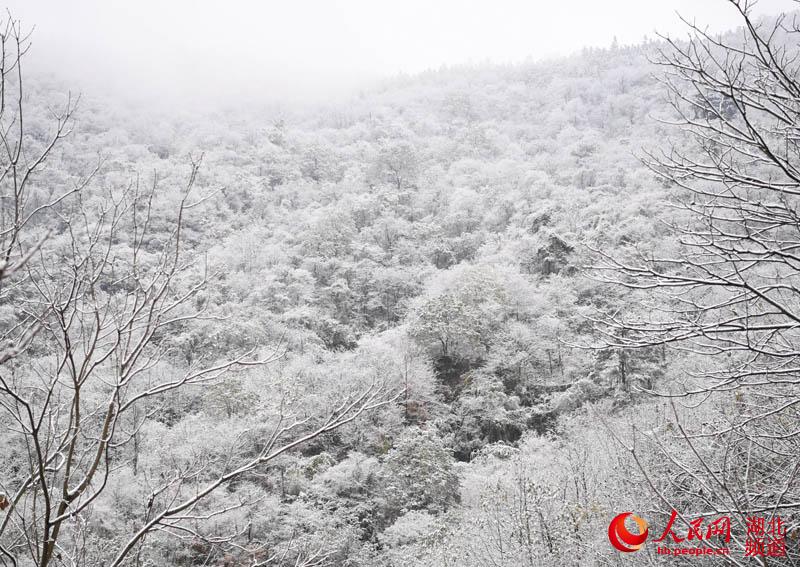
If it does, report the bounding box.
[4,0,798,106]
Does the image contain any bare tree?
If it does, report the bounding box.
[0,17,399,567]
[0,17,91,369]
[591,1,800,560]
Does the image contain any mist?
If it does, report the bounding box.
[5,0,797,109]
[5,1,800,565]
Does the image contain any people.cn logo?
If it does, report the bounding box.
[608,512,649,552]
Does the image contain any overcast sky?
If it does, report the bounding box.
[4,0,797,106]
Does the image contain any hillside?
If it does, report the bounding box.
[2,14,797,566]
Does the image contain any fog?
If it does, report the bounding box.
[5,0,797,107]
[5,1,800,565]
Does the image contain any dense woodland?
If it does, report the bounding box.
[1,3,799,566]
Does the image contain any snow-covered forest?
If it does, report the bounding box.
[1,1,799,565]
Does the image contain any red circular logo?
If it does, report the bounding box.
[608,512,649,552]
